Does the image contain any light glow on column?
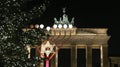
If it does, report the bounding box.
[101,45,103,67]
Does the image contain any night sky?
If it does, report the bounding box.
[30,0,120,57]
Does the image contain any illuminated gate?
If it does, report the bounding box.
[24,8,110,67]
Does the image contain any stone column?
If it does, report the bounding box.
[55,52,58,67]
[118,63,120,67]
[50,47,58,67]
[101,45,109,67]
[86,45,92,67]
[71,44,77,67]
[111,63,114,67]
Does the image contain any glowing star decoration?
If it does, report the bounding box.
[36,41,58,67]
[41,41,55,57]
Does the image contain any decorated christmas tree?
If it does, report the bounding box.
[0,0,50,67]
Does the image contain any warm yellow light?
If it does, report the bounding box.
[35,24,39,28]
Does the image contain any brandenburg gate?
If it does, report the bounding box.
[49,27,110,67]
[39,8,110,67]
[24,8,111,67]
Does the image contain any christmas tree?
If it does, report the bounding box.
[0,0,50,67]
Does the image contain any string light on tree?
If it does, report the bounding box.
[0,0,50,67]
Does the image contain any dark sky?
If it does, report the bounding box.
[30,0,120,57]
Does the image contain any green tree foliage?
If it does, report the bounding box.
[0,0,50,67]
